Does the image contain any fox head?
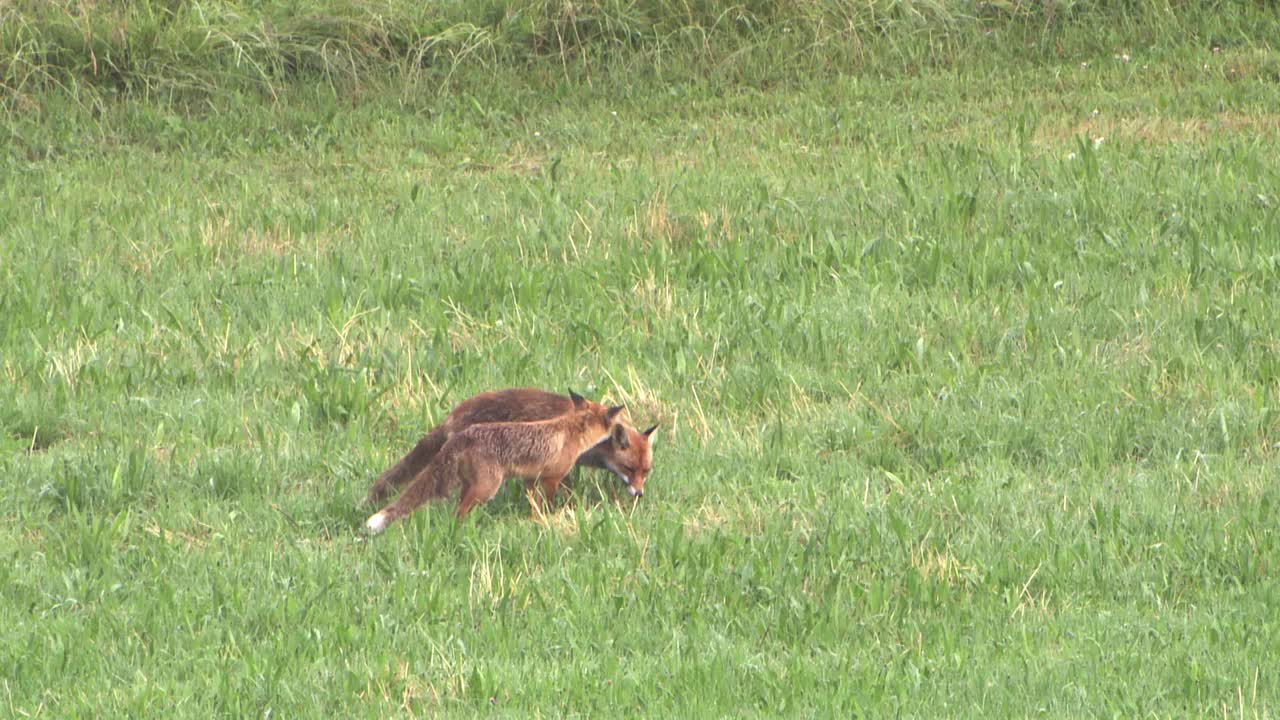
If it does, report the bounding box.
[582,422,657,498]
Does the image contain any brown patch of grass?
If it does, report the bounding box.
[457,144,544,176]
[390,658,437,713]
[629,187,696,246]
[39,333,100,390]
[149,445,172,465]
[682,499,767,538]
[629,269,677,321]
[441,297,487,352]
[367,651,453,712]
[376,358,441,417]
[1219,48,1280,83]
[200,212,314,263]
[910,537,979,588]
[1035,112,1280,146]
[1094,331,1154,373]
[696,206,734,245]
[600,367,667,429]
[469,538,518,611]
[5,91,41,116]
[124,234,174,276]
[683,502,729,536]
[528,498,584,538]
[144,523,209,549]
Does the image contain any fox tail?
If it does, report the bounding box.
[366,451,460,534]
[364,425,449,506]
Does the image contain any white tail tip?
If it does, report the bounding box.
[366,512,389,534]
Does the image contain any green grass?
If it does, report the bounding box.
[4,2,1280,716]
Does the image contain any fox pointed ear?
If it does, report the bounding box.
[568,389,586,409]
[605,404,625,422]
[611,423,630,449]
[642,423,659,437]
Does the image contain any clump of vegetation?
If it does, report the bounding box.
[2,0,1271,107]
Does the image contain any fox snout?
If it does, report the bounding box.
[604,461,647,498]
[613,466,647,498]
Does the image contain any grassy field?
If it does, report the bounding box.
[3,1,1280,716]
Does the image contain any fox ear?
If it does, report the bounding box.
[642,423,659,437]
[605,404,625,422]
[611,423,630,449]
[568,389,586,409]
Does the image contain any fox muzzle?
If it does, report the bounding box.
[606,462,645,498]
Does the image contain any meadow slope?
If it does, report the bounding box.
[3,2,1280,716]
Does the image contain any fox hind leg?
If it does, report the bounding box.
[366,455,451,534]
[456,463,505,519]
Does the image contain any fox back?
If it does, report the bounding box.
[442,388,604,432]
[445,399,621,483]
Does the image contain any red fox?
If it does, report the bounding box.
[365,387,657,505]
[365,391,625,533]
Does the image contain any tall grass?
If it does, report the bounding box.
[3,0,1274,110]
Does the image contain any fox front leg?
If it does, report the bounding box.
[522,473,566,515]
[539,473,567,509]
